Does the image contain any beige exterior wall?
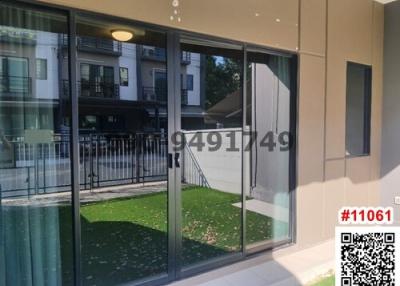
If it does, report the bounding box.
[298,0,383,247]
[381,1,400,224]
[40,0,299,51]
[38,0,384,247]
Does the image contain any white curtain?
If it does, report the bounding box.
[0,3,67,285]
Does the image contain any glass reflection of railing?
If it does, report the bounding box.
[142,86,188,105]
[0,28,37,45]
[142,86,167,102]
[141,47,191,64]
[62,80,120,99]
[60,35,122,56]
[0,132,168,198]
[0,76,31,96]
[141,47,166,61]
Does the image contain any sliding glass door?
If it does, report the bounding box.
[245,50,296,251]
[177,38,244,272]
[74,15,171,286]
[0,3,73,285]
[0,2,297,285]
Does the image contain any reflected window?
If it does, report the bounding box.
[119,67,128,86]
[187,74,193,91]
[0,56,29,94]
[80,63,115,98]
[36,58,47,80]
[154,70,167,102]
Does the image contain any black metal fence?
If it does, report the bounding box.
[0,132,168,198]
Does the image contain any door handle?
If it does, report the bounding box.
[174,153,180,168]
[168,153,173,169]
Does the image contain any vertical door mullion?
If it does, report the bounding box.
[289,55,298,245]
[242,46,247,257]
[68,10,81,286]
[167,31,182,281]
[173,32,182,279]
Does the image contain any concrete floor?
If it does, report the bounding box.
[170,240,335,286]
[232,200,289,223]
[1,181,167,206]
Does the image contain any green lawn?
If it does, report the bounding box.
[309,275,335,286]
[59,186,288,285]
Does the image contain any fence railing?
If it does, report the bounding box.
[142,86,188,105]
[62,80,120,99]
[182,143,210,188]
[0,132,168,198]
[61,35,122,56]
[141,47,191,64]
[0,131,214,199]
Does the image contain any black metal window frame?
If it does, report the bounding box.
[5,1,299,286]
[345,61,372,157]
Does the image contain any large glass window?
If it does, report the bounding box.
[0,2,297,284]
[76,15,169,286]
[0,3,73,285]
[345,62,372,157]
[180,40,243,268]
[246,51,294,250]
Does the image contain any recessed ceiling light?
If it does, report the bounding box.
[111,30,133,42]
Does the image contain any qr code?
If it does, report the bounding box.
[336,227,400,286]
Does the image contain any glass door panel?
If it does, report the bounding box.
[246,51,294,250]
[0,3,73,285]
[179,39,244,268]
[75,16,170,285]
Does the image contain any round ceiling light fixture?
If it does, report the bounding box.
[111,30,134,42]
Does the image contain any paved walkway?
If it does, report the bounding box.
[1,181,167,206]
[232,200,289,223]
[170,240,335,286]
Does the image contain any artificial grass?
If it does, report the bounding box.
[59,186,288,285]
[310,275,335,286]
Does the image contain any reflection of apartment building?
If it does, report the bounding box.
[0,29,62,138]
[138,45,204,130]
[0,29,204,136]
